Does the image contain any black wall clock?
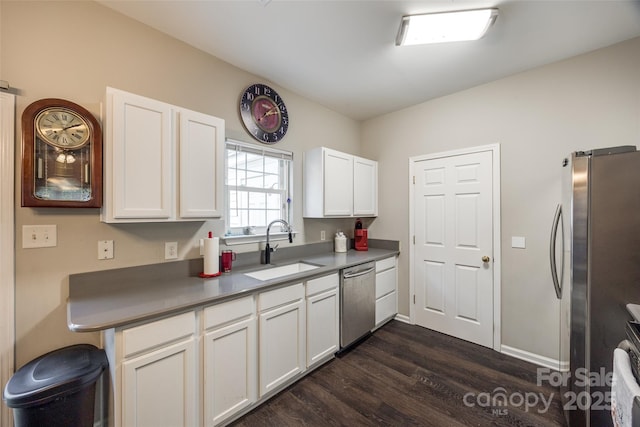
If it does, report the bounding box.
[21,98,102,208]
[240,84,289,144]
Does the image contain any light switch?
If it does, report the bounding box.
[511,236,526,249]
[22,225,57,248]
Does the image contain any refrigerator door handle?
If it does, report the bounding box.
[549,203,564,299]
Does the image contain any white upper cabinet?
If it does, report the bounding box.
[106,88,173,220]
[322,149,353,216]
[353,156,378,216]
[102,87,224,222]
[178,108,224,218]
[303,147,378,218]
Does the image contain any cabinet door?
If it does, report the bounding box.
[376,266,397,299]
[306,288,338,367]
[259,299,305,396]
[122,338,197,427]
[375,257,397,327]
[323,149,353,216]
[203,317,256,426]
[376,291,397,326]
[178,109,224,218]
[109,88,173,219]
[353,156,377,216]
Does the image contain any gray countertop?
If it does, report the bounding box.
[68,242,399,332]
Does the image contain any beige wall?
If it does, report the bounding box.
[361,36,640,359]
[1,1,360,366]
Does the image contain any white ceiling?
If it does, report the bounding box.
[99,0,640,121]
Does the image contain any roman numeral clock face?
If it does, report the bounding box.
[240,84,289,144]
[35,108,90,149]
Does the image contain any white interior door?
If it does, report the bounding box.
[412,147,498,348]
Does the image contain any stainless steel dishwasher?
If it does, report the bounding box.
[340,261,376,350]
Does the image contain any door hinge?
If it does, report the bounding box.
[413,176,415,184]
[413,295,416,304]
[413,235,415,244]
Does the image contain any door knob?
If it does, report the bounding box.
[482,256,491,263]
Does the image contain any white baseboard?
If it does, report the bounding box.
[390,317,567,372]
[501,344,566,371]
[394,314,411,324]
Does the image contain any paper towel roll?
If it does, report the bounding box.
[203,237,219,275]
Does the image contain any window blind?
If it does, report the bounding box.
[226,138,293,161]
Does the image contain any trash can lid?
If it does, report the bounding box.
[3,344,107,408]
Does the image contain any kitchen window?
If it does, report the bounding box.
[224,139,292,243]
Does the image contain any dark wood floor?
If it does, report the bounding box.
[231,320,567,427]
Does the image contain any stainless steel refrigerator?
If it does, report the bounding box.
[550,146,640,427]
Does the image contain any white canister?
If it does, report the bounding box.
[334,232,347,253]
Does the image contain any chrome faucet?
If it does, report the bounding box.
[264,219,293,264]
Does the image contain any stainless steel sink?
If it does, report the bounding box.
[244,262,320,281]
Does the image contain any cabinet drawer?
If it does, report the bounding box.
[375,291,397,326]
[258,283,304,312]
[306,273,338,296]
[376,267,396,299]
[376,257,396,273]
[204,296,255,330]
[122,311,195,358]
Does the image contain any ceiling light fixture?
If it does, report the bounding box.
[396,8,498,46]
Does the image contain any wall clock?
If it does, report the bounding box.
[21,98,102,207]
[240,83,289,144]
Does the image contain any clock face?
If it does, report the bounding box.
[35,107,90,149]
[240,84,288,144]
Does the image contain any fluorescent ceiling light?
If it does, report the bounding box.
[396,8,498,46]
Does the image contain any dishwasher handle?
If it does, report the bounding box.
[342,267,375,279]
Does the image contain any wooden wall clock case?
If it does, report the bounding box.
[21,98,102,208]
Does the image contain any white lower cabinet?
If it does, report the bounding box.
[305,273,339,367]
[258,283,306,397]
[375,256,398,327]
[106,311,197,427]
[203,296,257,426]
[122,339,197,427]
[104,273,345,426]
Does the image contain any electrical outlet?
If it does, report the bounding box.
[22,225,57,248]
[320,230,326,241]
[165,242,178,260]
[98,240,114,260]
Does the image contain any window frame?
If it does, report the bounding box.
[223,139,293,245]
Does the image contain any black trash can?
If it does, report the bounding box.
[3,344,107,427]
